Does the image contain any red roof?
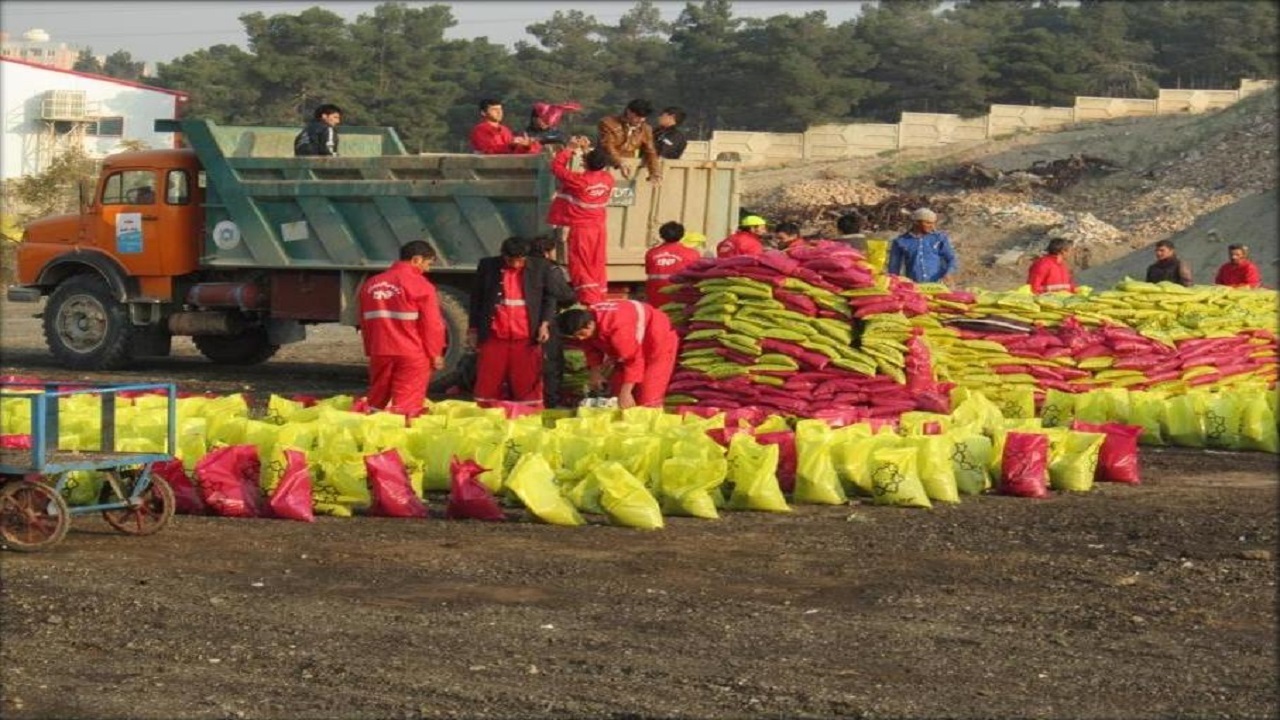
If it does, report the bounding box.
[0,55,189,98]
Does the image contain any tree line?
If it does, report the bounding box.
[80,0,1278,153]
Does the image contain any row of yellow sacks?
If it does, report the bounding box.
[10,391,1116,526]
[964,383,1279,453]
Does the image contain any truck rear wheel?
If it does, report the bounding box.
[43,274,133,370]
[193,327,279,365]
[429,286,472,394]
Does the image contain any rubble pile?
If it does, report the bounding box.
[753,179,893,222]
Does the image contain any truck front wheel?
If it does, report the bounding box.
[43,274,133,370]
[193,327,280,365]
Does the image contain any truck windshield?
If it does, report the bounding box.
[102,170,157,205]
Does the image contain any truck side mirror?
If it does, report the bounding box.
[78,178,93,211]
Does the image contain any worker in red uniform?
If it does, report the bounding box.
[644,221,702,305]
[557,300,678,409]
[548,136,615,305]
[358,241,446,416]
[466,236,562,410]
[1214,244,1262,288]
[1027,237,1077,294]
[716,215,768,257]
[469,98,540,155]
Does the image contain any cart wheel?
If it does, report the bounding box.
[102,472,174,536]
[0,480,71,552]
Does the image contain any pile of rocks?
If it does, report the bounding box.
[750,179,894,221]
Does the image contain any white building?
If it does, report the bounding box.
[0,56,188,180]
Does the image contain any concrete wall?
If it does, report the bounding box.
[0,58,186,180]
[704,78,1277,166]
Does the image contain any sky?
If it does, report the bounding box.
[0,1,866,66]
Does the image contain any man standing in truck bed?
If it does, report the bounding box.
[548,136,615,305]
[597,98,662,184]
[358,241,446,417]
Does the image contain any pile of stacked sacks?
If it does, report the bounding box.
[656,241,1277,450]
[0,388,1191,528]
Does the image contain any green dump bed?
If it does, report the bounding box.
[165,118,740,281]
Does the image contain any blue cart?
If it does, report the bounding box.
[0,381,177,552]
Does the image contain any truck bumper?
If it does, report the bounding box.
[5,286,41,303]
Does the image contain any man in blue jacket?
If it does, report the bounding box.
[887,208,957,283]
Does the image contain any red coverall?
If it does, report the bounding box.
[716,229,765,258]
[469,121,541,154]
[644,242,702,304]
[582,300,678,407]
[1215,260,1261,288]
[358,260,446,416]
[473,266,544,409]
[1027,254,1076,293]
[548,148,615,305]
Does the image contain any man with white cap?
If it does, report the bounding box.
[888,207,958,283]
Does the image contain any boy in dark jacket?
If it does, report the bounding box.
[294,103,342,157]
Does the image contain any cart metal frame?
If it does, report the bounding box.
[0,381,178,551]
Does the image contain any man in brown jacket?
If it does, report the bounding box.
[596,98,662,184]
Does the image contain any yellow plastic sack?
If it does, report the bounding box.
[1040,389,1076,428]
[1239,392,1280,453]
[992,385,1036,420]
[949,432,992,496]
[505,452,584,526]
[831,429,899,496]
[726,434,790,513]
[658,456,726,519]
[1047,430,1103,493]
[907,435,959,504]
[951,390,1005,436]
[1203,392,1244,450]
[596,462,664,530]
[408,427,462,491]
[898,412,952,436]
[60,470,104,506]
[793,420,847,505]
[868,445,931,509]
[311,450,370,512]
[1165,393,1206,448]
[177,417,208,470]
[605,434,664,493]
[1127,391,1167,445]
[865,238,889,273]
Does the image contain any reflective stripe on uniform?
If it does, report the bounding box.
[500,299,527,306]
[362,310,420,320]
[1044,284,1072,292]
[647,274,673,281]
[553,192,609,210]
[628,300,647,344]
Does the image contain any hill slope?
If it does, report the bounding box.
[743,88,1278,290]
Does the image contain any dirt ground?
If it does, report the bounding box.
[2,302,1278,720]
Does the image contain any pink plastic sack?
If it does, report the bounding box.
[0,434,32,450]
[269,449,316,522]
[364,449,428,518]
[754,431,797,494]
[1071,420,1142,484]
[446,457,506,521]
[195,445,268,518]
[152,458,206,515]
[999,432,1050,498]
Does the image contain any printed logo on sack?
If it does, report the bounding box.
[368,280,402,301]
